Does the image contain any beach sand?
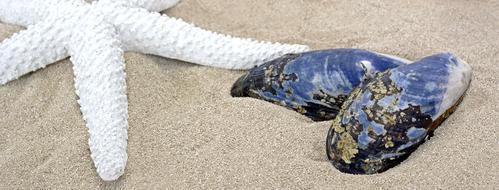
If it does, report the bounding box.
[0,0,498,189]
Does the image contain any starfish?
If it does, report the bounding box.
[0,0,309,181]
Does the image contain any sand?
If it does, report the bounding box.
[1,0,498,189]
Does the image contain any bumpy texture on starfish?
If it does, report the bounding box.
[0,0,309,181]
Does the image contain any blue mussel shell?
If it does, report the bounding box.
[231,48,410,121]
[326,53,472,174]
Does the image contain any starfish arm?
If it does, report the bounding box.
[68,19,128,181]
[111,8,310,69]
[0,21,69,85]
[0,0,46,26]
[100,0,180,12]
[0,0,84,26]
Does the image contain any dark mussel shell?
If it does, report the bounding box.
[231,49,410,121]
[326,53,472,174]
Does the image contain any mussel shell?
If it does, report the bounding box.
[231,49,410,121]
[326,53,472,174]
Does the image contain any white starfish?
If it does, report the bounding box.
[0,0,309,181]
